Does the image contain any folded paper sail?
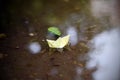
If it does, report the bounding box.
[46,35,70,48]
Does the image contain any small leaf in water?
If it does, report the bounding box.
[46,35,70,48]
[48,27,61,36]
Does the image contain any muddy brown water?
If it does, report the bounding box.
[0,0,117,80]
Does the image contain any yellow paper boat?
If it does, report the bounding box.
[46,35,70,48]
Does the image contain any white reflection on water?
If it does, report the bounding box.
[28,42,41,54]
[49,68,58,76]
[76,67,82,75]
[90,0,115,18]
[66,27,78,46]
[74,67,83,80]
[90,0,119,26]
[86,28,120,80]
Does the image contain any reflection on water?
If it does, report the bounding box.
[74,66,83,80]
[90,0,115,18]
[28,42,41,54]
[49,68,59,76]
[86,28,120,80]
[66,27,78,46]
[90,0,119,26]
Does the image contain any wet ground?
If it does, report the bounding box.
[0,0,118,80]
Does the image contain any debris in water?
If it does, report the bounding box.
[59,74,63,77]
[29,32,36,36]
[47,27,61,40]
[73,61,77,64]
[48,27,61,36]
[78,63,84,67]
[15,46,20,49]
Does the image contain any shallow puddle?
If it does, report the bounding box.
[0,0,120,80]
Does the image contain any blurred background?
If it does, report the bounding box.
[0,0,120,80]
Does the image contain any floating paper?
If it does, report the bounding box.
[46,35,70,48]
